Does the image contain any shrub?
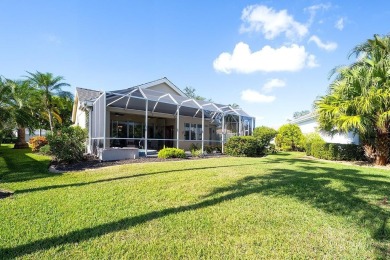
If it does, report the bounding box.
[47,126,87,162]
[191,149,203,157]
[253,126,277,147]
[225,136,265,157]
[158,147,186,159]
[275,124,304,151]
[29,136,48,152]
[39,144,52,155]
[304,133,325,156]
[310,142,365,161]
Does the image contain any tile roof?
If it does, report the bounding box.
[76,87,102,102]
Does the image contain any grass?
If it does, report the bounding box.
[0,144,389,259]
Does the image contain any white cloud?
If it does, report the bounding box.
[305,4,331,26]
[213,42,316,74]
[307,54,319,67]
[335,18,344,30]
[240,5,308,40]
[241,89,275,103]
[308,35,337,51]
[262,79,286,93]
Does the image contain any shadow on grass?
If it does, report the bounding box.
[0,145,55,183]
[1,155,389,258]
[15,162,261,194]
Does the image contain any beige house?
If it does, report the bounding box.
[72,78,254,160]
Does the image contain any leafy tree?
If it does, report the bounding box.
[183,86,211,101]
[275,124,304,151]
[253,126,277,146]
[316,34,390,165]
[26,71,72,132]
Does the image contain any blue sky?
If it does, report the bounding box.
[1,0,389,128]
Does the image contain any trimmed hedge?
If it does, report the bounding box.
[157,147,186,159]
[307,142,365,161]
[225,136,265,157]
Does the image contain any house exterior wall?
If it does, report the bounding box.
[73,102,87,129]
[293,116,359,144]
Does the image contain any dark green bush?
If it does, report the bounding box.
[310,142,365,161]
[158,147,186,159]
[225,136,265,157]
[47,126,87,162]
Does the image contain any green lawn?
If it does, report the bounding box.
[0,144,389,259]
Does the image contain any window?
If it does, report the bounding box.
[184,123,203,140]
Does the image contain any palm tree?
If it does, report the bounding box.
[26,71,71,132]
[4,79,38,148]
[316,34,390,165]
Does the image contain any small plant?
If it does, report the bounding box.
[191,149,203,157]
[29,136,48,152]
[39,144,52,155]
[158,147,186,159]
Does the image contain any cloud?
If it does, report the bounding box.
[240,5,308,40]
[308,35,337,51]
[241,89,275,103]
[262,79,286,93]
[335,18,344,30]
[305,4,331,25]
[213,42,317,74]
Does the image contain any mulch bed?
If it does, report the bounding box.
[51,154,227,172]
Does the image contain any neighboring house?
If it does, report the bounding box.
[290,112,359,144]
[13,129,47,143]
[72,77,255,159]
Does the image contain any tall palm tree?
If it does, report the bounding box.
[316,34,390,165]
[26,71,71,132]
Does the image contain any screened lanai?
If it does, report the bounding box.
[89,86,254,157]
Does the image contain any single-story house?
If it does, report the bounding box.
[72,77,255,160]
[290,112,359,144]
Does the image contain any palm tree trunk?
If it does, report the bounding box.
[375,133,389,166]
[47,108,54,132]
[14,127,29,149]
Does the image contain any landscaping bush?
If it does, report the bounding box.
[304,133,325,156]
[158,147,186,159]
[310,142,365,161]
[225,136,265,157]
[47,126,87,162]
[253,126,277,147]
[39,144,52,155]
[29,136,48,152]
[191,149,203,158]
